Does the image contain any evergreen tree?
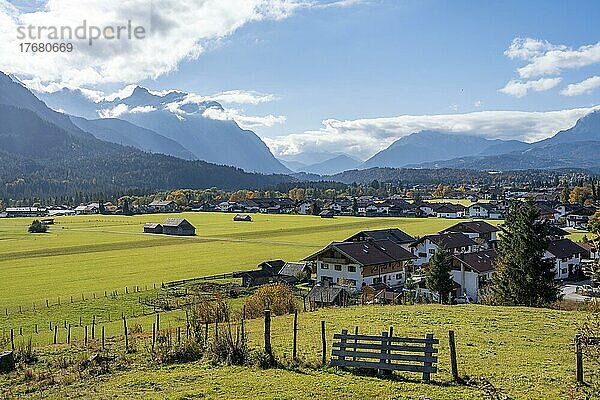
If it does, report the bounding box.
[491,200,561,307]
[426,246,454,304]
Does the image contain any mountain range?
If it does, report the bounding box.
[37,85,289,174]
[0,72,290,199]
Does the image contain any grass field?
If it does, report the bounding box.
[1,304,596,399]
[0,212,504,309]
[0,212,597,399]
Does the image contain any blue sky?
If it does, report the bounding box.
[2,0,600,159]
[141,1,600,134]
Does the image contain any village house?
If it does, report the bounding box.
[161,218,196,236]
[303,239,417,292]
[441,221,499,248]
[451,249,497,302]
[74,203,101,215]
[578,242,599,261]
[297,201,313,215]
[565,207,597,229]
[148,200,178,213]
[5,207,47,217]
[544,238,585,280]
[345,228,414,247]
[433,203,466,219]
[466,203,503,219]
[410,232,478,266]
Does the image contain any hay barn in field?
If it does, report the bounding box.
[162,218,196,236]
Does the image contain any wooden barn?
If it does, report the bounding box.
[143,223,163,234]
[162,218,196,236]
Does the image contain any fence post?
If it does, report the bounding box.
[67,325,71,345]
[264,310,272,360]
[353,326,359,362]
[156,313,160,332]
[152,323,156,352]
[10,329,14,351]
[123,316,129,352]
[378,331,390,375]
[423,333,434,382]
[321,320,327,366]
[92,316,96,340]
[84,326,88,347]
[449,330,459,383]
[576,334,584,384]
[292,310,298,361]
[339,329,348,365]
[102,326,105,351]
[35,324,38,334]
[53,326,58,345]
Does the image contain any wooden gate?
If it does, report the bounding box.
[331,329,438,381]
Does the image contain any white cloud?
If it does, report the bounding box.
[264,107,600,159]
[182,90,278,105]
[202,107,286,129]
[499,77,562,98]
[505,37,600,79]
[561,76,600,96]
[474,100,483,108]
[0,0,308,87]
[504,37,566,61]
[98,103,129,118]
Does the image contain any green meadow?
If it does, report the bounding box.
[1,304,596,399]
[0,212,501,309]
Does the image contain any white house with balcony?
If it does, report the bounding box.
[303,239,417,292]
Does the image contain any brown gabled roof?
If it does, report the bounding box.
[443,221,499,235]
[304,239,416,266]
[345,228,414,245]
[452,250,497,273]
[411,232,477,250]
[546,238,585,259]
[162,218,194,228]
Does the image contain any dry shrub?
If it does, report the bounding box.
[129,323,143,335]
[244,283,297,319]
[207,322,249,366]
[152,334,204,365]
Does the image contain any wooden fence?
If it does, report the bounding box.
[331,329,439,381]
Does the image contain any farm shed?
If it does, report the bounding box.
[306,282,351,307]
[319,209,335,218]
[162,218,196,236]
[143,223,163,234]
[233,214,252,222]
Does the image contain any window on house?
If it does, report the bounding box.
[373,277,382,284]
[334,264,342,271]
[561,257,568,262]
[561,268,567,274]
[347,279,357,286]
[395,273,403,280]
[419,252,427,257]
[321,263,329,269]
[429,249,435,254]
[348,265,356,272]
